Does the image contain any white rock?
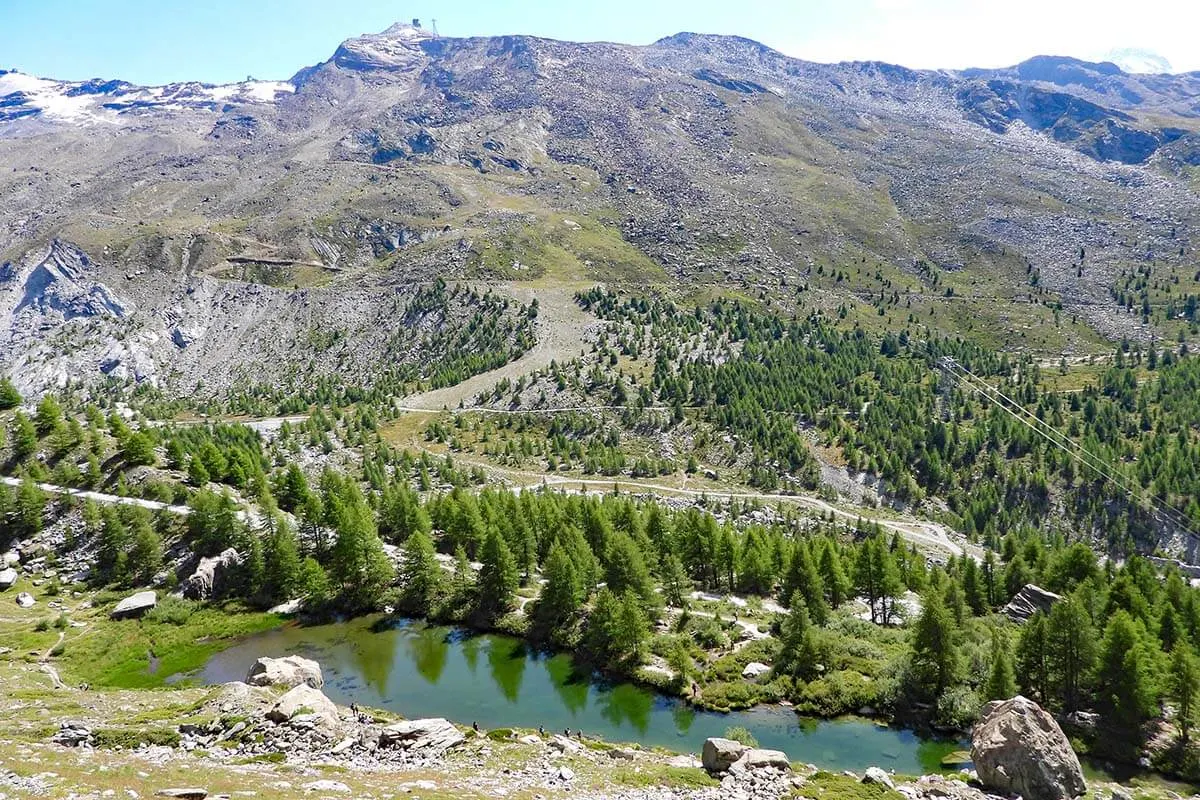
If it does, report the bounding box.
[0,567,17,589]
[110,590,156,619]
[864,766,895,789]
[16,591,35,608]
[266,684,339,731]
[246,655,324,689]
[742,661,771,678]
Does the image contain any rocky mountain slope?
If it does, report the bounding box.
[2,23,1199,397]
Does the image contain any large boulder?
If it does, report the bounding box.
[16,591,35,608]
[246,655,324,689]
[0,567,17,590]
[738,748,791,771]
[111,590,156,618]
[742,661,771,679]
[182,548,243,600]
[379,718,465,753]
[702,737,748,773]
[1002,584,1061,623]
[971,696,1085,800]
[266,683,339,730]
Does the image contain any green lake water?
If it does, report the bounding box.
[180,615,964,775]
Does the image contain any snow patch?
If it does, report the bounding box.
[0,70,295,125]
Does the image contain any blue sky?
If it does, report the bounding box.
[2,0,1197,85]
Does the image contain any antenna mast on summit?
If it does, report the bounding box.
[431,18,439,37]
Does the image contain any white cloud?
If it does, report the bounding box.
[767,0,1200,72]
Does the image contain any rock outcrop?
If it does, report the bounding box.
[1002,585,1062,623]
[0,567,16,589]
[379,719,465,754]
[972,696,1086,800]
[182,548,243,600]
[246,655,324,689]
[111,590,156,619]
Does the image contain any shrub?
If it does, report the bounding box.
[699,680,761,711]
[794,670,879,717]
[724,725,759,747]
[690,618,729,650]
[92,727,181,749]
[145,595,196,626]
[935,685,982,730]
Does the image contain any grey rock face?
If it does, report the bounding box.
[0,567,16,589]
[182,548,243,600]
[246,655,324,689]
[702,737,748,773]
[972,696,1086,800]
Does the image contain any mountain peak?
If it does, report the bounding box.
[330,21,435,72]
[380,21,434,40]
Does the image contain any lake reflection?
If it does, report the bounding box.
[182,615,963,774]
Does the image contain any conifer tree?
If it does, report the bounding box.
[398,528,442,616]
[0,377,20,410]
[604,531,657,611]
[818,539,852,609]
[328,483,395,610]
[1170,643,1200,743]
[660,553,691,609]
[128,512,163,585]
[985,629,1017,700]
[1046,596,1097,712]
[15,476,45,536]
[781,541,828,625]
[777,593,822,681]
[11,412,37,462]
[34,395,63,437]
[909,588,960,702]
[1095,610,1157,731]
[262,514,303,605]
[477,527,518,620]
[122,432,157,467]
[537,541,581,630]
[1016,612,1051,704]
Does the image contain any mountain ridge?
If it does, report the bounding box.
[1,22,1199,398]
